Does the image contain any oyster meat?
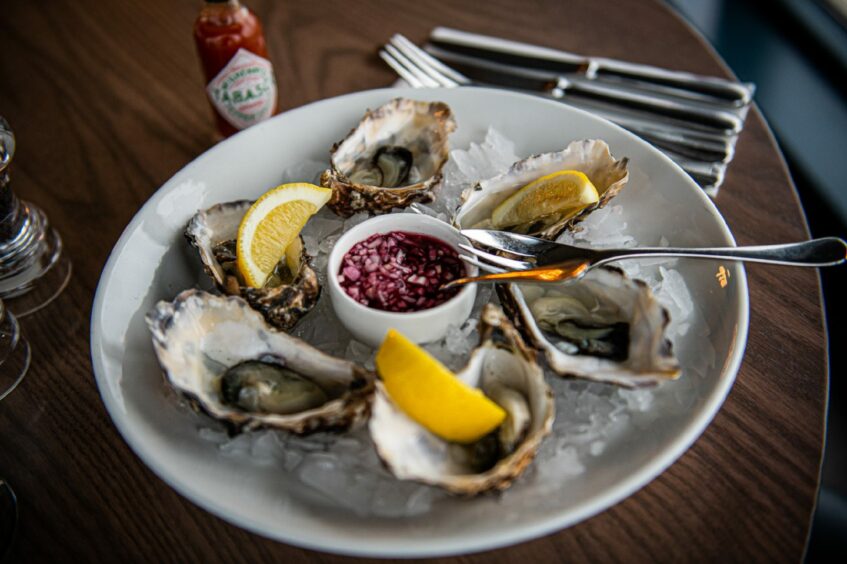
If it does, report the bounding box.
[321,98,456,217]
[146,289,374,434]
[454,139,628,239]
[185,200,320,331]
[369,304,554,495]
[498,267,680,387]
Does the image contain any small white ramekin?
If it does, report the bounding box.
[327,213,477,348]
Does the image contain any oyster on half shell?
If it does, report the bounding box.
[498,267,680,388]
[369,304,554,495]
[146,290,374,434]
[454,139,629,240]
[185,200,320,331]
[321,98,456,217]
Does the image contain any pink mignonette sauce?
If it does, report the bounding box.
[337,231,465,312]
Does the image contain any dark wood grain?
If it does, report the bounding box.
[0,0,825,561]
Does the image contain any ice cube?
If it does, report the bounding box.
[219,432,254,458]
[318,233,341,255]
[590,441,606,456]
[542,445,585,478]
[618,388,654,412]
[283,448,304,472]
[344,212,370,231]
[303,215,344,241]
[301,234,319,256]
[279,159,328,185]
[250,430,283,463]
[444,324,471,356]
[198,426,229,445]
[404,486,436,516]
[369,480,423,517]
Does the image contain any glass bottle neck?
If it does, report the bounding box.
[198,0,247,24]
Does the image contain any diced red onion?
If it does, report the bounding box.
[338,231,464,312]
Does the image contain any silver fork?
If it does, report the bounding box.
[381,34,735,176]
[441,229,847,288]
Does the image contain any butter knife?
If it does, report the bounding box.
[424,43,746,134]
[429,27,755,108]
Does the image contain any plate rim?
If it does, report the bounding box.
[90,86,750,558]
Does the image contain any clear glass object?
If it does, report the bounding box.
[0,298,29,400]
[0,116,72,316]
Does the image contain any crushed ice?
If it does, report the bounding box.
[197,128,712,517]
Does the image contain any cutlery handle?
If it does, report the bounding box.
[429,27,754,105]
[588,58,754,106]
[560,77,744,134]
[594,238,847,267]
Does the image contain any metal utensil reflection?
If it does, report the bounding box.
[442,259,590,290]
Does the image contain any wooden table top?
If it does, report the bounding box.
[0,0,826,561]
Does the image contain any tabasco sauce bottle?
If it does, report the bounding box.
[193,0,279,137]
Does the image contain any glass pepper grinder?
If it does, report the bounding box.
[0,117,72,316]
[0,298,29,400]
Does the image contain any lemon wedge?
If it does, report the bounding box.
[491,170,600,229]
[236,183,332,288]
[375,329,506,444]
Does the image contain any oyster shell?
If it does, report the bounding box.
[454,139,628,239]
[146,289,374,434]
[498,267,680,387]
[369,304,554,495]
[185,200,320,331]
[320,98,456,217]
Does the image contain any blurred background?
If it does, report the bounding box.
[666,0,847,560]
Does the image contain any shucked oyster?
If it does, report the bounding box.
[321,98,456,217]
[146,290,374,434]
[498,267,680,387]
[185,200,319,331]
[454,139,628,239]
[369,304,554,495]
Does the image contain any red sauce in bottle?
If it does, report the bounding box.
[193,0,278,137]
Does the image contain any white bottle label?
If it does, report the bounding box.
[206,48,277,131]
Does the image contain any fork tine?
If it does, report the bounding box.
[378,50,426,88]
[458,243,533,270]
[390,34,468,87]
[460,229,553,257]
[393,34,471,86]
[383,44,442,88]
[388,36,454,87]
[463,229,555,249]
[459,254,506,274]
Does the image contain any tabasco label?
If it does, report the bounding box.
[206,48,277,131]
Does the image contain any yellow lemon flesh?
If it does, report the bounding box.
[375,329,506,444]
[491,170,600,229]
[236,183,332,288]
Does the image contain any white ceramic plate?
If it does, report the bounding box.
[90,87,749,558]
